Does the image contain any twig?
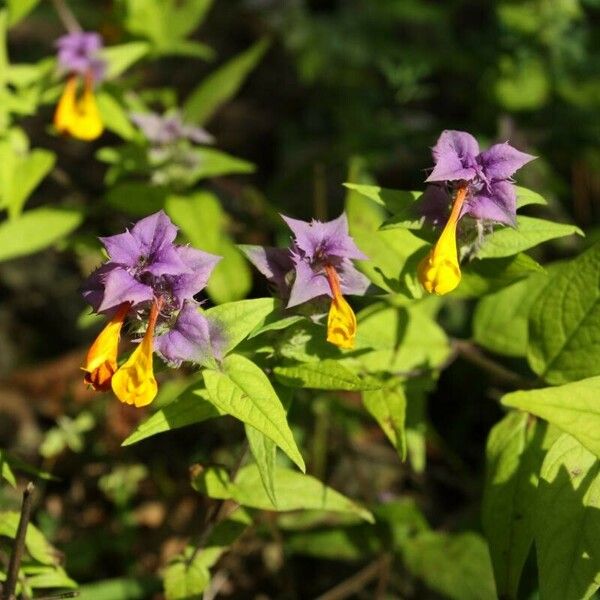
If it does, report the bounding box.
[314,555,389,600]
[452,339,538,390]
[49,0,82,33]
[3,482,35,600]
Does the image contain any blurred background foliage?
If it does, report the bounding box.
[0,0,598,598]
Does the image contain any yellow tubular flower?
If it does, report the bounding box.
[418,185,468,295]
[325,265,357,349]
[54,75,104,141]
[111,300,160,408]
[82,303,130,391]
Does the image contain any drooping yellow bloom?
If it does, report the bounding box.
[418,185,468,295]
[54,75,103,141]
[325,265,357,349]
[111,300,160,408]
[82,303,129,391]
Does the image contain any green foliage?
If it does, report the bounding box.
[0,207,82,262]
[193,464,374,522]
[502,376,600,459]
[203,354,305,472]
[482,412,551,598]
[535,434,600,600]
[402,531,497,600]
[528,242,600,383]
[184,38,270,125]
[0,449,16,487]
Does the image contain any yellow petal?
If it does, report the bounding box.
[417,224,462,295]
[418,185,468,296]
[82,304,128,391]
[111,304,158,408]
[327,293,357,350]
[54,76,104,141]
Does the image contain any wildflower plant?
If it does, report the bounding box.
[1,2,600,600]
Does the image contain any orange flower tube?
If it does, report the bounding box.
[54,74,103,141]
[82,303,130,391]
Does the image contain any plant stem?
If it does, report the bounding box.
[452,339,538,390]
[49,0,82,33]
[3,482,35,600]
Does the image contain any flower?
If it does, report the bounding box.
[243,213,369,349]
[54,31,106,141]
[82,211,221,407]
[418,130,535,295]
[130,111,214,146]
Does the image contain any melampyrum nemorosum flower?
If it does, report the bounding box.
[417,130,536,295]
[241,213,369,350]
[54,32,106,141]
[82,211,222,407]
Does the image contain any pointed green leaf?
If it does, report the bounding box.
[502,376,600,459]
[184,38,269,124]
[528,242,600,384]
[193,464,373,522]
[0,449,16,487]
[97,90,137,140]
[203,354,305,471]
[363,383,407,460]
[122,389,223,446]
[473,271,547,357]
[274,360,380,391]
[0,511,58,565]
[205,298,277,354]
[515,186,547,208]
[188,147,255,182]
[477,216,582,259]
[535,434,600,600]
[403,531,497,600]
[0,207,82,262]
[100,42,150,79]
[482,412,550,598]
[7,0,40,26]
[245,424,277,507]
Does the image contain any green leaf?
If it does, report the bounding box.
[184,38,269,124]
[456,253,544,298]
[193,464,374,522]
[363,383,407,460]
[535,434,600,600]
[7,0,40,26]
[481,412,549,598]
[78,577,161,600]
[0,207,82,262]
[122,389,223,446]
[345,174,426,296]
[203,354,305,472]
[403,531,497,600]
[477,216,582,259]
[204,298,277,355]
[25,566,77,590]
[0,449,16,487]
[189,147,255,182]
[528,242,600,383]
[473,271,548,357]
[106,182,168,216]
[0,511,58,565]
[515,186,548,208]
[274,360,380,391]
[97,90,137,140]
[350,304,450,374]
[248,313,306,338]
[502,376,600,460]
[166,192,252,303]
[122,0,214,54]
[245,425,278,507]
[100,42,150,79]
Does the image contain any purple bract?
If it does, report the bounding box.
[56,31,106,82]
[424,130,535,225]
